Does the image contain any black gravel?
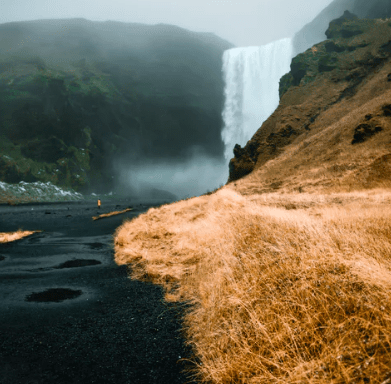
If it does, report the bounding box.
[0,199,196,384]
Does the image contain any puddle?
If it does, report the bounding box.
[56,259,101,269]
[26,288,83,302]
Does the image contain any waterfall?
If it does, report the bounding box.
[221,38,293,161]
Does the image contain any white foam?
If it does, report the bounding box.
[0,181,83,201]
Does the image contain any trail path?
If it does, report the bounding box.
[0,200,193,384]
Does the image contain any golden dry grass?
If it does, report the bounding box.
[0,230,41,243]
[92,208,132,221]
[114,187,391,383]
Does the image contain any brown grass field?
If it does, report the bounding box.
[115,186,391,383]
[113,25,391,383]
[92,208,132,221]
[0,230,41,243]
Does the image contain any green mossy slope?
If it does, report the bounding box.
[0,19,233,193]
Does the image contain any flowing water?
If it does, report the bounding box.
[221,38,293,161]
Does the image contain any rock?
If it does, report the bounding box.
[228,156,255,183]
[352,124,383,144]
[233,144,245,159]
[382,104,391,116]
[326,11,360,39]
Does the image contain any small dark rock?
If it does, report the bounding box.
[352,124,383,144]
[382,104,391,116]
[0,255,5,261]
[45,211,51,214]
[233,144,245,159]
[365,114,373,121]
[387,73,391,82]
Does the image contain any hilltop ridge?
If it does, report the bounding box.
[293,0,391,54]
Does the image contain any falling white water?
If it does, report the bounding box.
[221,38,293,161]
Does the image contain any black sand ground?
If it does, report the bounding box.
[0,200,196,384]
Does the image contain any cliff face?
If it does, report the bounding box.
[293,0,391,54]
[0,19,233,193]
[228,15,391,193]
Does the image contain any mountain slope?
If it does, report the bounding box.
[0,19,233,193]
[229,15,391,193]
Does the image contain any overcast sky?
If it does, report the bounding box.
[1,0,334,46]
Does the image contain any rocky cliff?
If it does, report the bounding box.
[293,0,391,54]
[0,19,233,193]
[228,14,391,193]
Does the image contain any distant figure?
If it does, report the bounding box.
[97,199,101,209]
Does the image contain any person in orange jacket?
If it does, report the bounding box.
[97,199,101,209]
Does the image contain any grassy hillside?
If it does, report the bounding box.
[229,16,391,191]
[0,19,233,193]
[115,189,391,383]
[114,16,391,383]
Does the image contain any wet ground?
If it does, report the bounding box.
[0,199,195,384]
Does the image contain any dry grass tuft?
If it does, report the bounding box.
[0,230,41,243]
[114,187,391,383]
[92,208,132,221]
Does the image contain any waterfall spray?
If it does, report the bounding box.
[221,38,293,162]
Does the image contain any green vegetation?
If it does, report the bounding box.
[279,18,391,98]
[0,19,233,193]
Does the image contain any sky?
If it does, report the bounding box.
[1,0,335,47]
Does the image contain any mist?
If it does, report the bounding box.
[0,0,342,200]
[2,0,334,47]
[114,149,228,200]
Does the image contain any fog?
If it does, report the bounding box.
[114,149,228,200]
[2,0,334,46]
[1,0,338,199]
